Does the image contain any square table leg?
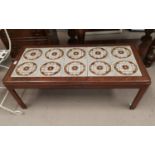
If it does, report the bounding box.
[130,86,149,109]
[6,87,27,109]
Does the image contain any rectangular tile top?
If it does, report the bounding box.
[11,46,142,77]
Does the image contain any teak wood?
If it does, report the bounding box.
[3,43,151,110]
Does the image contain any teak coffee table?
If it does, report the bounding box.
[3,44,151,109]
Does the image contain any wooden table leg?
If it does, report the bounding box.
[139,29,153,59]
[68,29,77,43]
[7,88,27,109]
[77,30,85,43]
[144,39,155,67]
[130,86,149,109]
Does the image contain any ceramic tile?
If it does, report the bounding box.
[11,46,142,77]
[62,47,87,77]
[109,46,142,76]
[11,48,64,77]
[87,46,114,76]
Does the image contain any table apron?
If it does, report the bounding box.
[4,83,149,89]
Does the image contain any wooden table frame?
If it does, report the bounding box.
[3,43,151,110]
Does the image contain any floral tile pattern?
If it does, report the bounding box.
[89,47,108,59]
[23,49,42,60]
[111,47,131,58]
[63,47,87,77]
[40,61,61,76]
[89,61,111,76]
[114,60,138,75]
[15,62,37,76]
[11,46,142,77]
[45,48,64,60]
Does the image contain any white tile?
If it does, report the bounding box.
[11,46,142,77]
[87,46,114,76]
[62,47,87,77]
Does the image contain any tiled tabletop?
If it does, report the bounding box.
[11,46,142,77]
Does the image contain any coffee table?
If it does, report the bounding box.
[3,44,151,109]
